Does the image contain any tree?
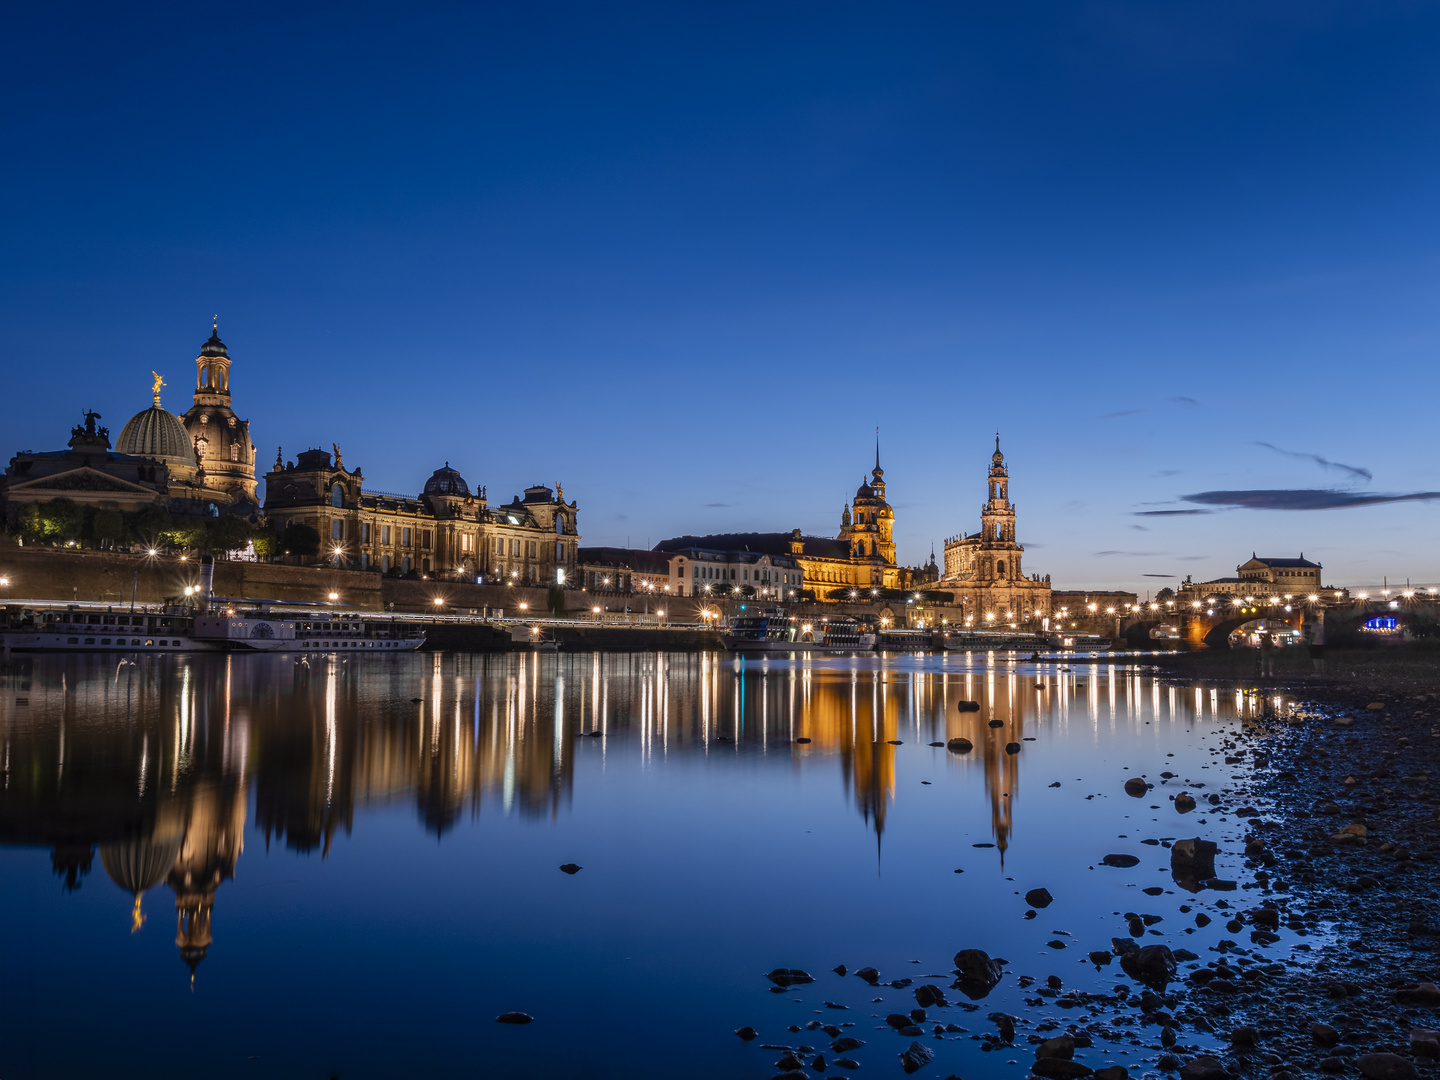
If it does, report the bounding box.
[205,516,253,555]
[250,528,281,558]
[547,585,566,616]
[91,508,126,549]
[40,499,84,543]
[129,504,172,549]
[280,522,321,560]
[1156,587,1176,602]
[163,519,208,551]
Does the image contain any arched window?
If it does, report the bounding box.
[331,483,343,508]
[996,559,1006,578]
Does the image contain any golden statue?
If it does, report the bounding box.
[555,480,564,502]
[151,371,165,406]
[332,443,343,468]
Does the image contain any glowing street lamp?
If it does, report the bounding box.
[328,591,339,602]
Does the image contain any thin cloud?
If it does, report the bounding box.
[1253,441,1372,482]
[1102,409,1143,419]
[1154,469,1181,477]
[1134,508,1213,516]
[1177,555,1209,561]
[1093,550,1168,558]
[703,502,729,508]
[1129,524,1151,531]
[1142,573,1176,578]
[1183,489,1440,511]
[1171,396,1200,408]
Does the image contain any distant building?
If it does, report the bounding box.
[263,451,579,583]
[176,321,258,504]
[940,436,1052,624]
[1178,554,1324,603]
[1049,590,1139,623]
[577,547,679,595]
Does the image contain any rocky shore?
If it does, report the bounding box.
[742,649,1440,1080]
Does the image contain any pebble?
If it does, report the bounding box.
[495,1012,533,1024]
[1356,1053,1419,1080]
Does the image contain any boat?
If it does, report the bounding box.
[721,610,876,653]
[0,602,425,654]
[1046,632,1113,653]
[935,628,1046,652]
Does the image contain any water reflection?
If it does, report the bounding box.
[0,651,1269,984]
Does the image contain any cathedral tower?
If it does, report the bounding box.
[181,320,258,504]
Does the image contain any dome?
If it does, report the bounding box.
[855,478,873,499]
[99,835,184,896]
[423,463,470,497]
[200,329,228,358]
[992,432,1004,464]
[117,405,197,467]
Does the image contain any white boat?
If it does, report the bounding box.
[1,604,424,654]
[721,611,876,653]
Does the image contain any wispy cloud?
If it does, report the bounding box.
[1183,489,1440,511]
[1129,524,1151,531]
[1142,573,1176,578]
[1154,469,1181,477]
[1093,550,1168,558]
[1170,396,1200,408]
[1134,508,1213,516]
[1253,442,1372,482]
[704,502,729,508]
[1102,408,1143,419]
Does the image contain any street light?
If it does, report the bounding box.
[328,591,339,601]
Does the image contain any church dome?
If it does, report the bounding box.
[855,478,874,499]
[100,835,184,896]
[117,405,197,467]
[423,463,470,497]
[200,329,228,358]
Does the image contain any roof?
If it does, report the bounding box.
[578,546,675,574]
[1245,556,1321,568]
[655,532,847,561]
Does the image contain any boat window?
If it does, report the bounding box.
[146,640,154,646]
[84,638,95,644]
[100,638,111,645]
[68,637,78,644]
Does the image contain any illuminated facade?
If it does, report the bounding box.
[178,322,258,504]
[263,450,580,583]
[941,436,1052,624]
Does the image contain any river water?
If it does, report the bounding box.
[0,651,1280,1079]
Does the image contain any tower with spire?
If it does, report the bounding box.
[181,318,259,503]
[836,432,896,574]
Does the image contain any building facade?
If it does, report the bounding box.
[1178,555,1324,603]
[263,449,580,583]
[941,436,1052,624]
[178,322,258,505]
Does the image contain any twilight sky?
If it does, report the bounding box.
[3,2,1438,593]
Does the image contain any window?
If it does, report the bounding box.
[402,556,411,574]
[496,537,505,554]
[382,555,391,572]
[360,552,369,569]
[361,522,371,543]
[525,540,537,559]
[511,538,521,556]
[382,525,391,545]
[331,484,344,508]
[421,529,433,550]
[402,527,412,546]
[556,541,565,562]
[230,444,239,461]
[332,520,343,541]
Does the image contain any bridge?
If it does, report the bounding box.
[1115,594,1440,649]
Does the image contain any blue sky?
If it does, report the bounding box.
[3,2,1438,592]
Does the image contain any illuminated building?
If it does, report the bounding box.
[941,435,1052,623]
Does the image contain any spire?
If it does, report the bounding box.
[875,426,880,471]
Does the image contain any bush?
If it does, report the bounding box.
[250,529,281,558]
[205,516,252,554]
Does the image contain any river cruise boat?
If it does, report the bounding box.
[934,628,1046,652]
[1046,632,1113,653]
[721,611,877,653]
[1,603,425,654]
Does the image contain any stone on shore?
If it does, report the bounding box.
[1124,777,1148,797]
[1025,887,1054,908]
[899,1040,935,1074]
[1356,1053,1419,1080]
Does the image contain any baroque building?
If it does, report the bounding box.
[941,436,1052,623]
[178,321,258,504]
[262,449,580,584]
[654,443,916,597]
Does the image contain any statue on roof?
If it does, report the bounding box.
[151,371,165,406]
[332,443,343,469]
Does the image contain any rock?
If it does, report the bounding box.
[1396,983,1440,1004]
[833,1060,861,1071]
[900,1040,935,1074]
[1318,1057,1346,1073]
[495,1012,533,1024]
[1036,1036,1076,1060]
[953,949,1003,997]
[1178,1056,1231,1080]
[987,1012,1016,1043]
[1174,793,1197,814]
[831,1037,864,1053]
[946,738,974,754]
[558,863,582,874]
[832,964,846,976]
[1248,907,1280,929]
[1025,887,1054,908]
[1005,742,1021,754]
[1330,823,1368,845]
[1094,1069,1130,1080]
[1334,717,1355,727]
[957,700,981,712]
[1356,1053,1418,1080]
[1310,1023,1339,1045]
[899,1024,924,1036]
[915,984,947,1008]
[1229,1026,1257,1047]
[1101,853,1140,868]
[736,1027,759,1041]
[1124,777,1149,798]
[1032,1061,1093,1079]
[855,966,881,985]
[928,741,944,747]
[886,1013,913,1030]
[1119,944,1177,989]
[774,1053,805,1071]
[1170,838,1218,880]
[812,1054,828,1073]
[1088,950,1112,965]
[795,737,812,743]
[1368,702,1386,710]
[1410,1030,1440,1058]
[767,968,815,987]
[988,719,1004,728]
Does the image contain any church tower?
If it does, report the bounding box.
[181,320,258,504]
[977,434,1021,580]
